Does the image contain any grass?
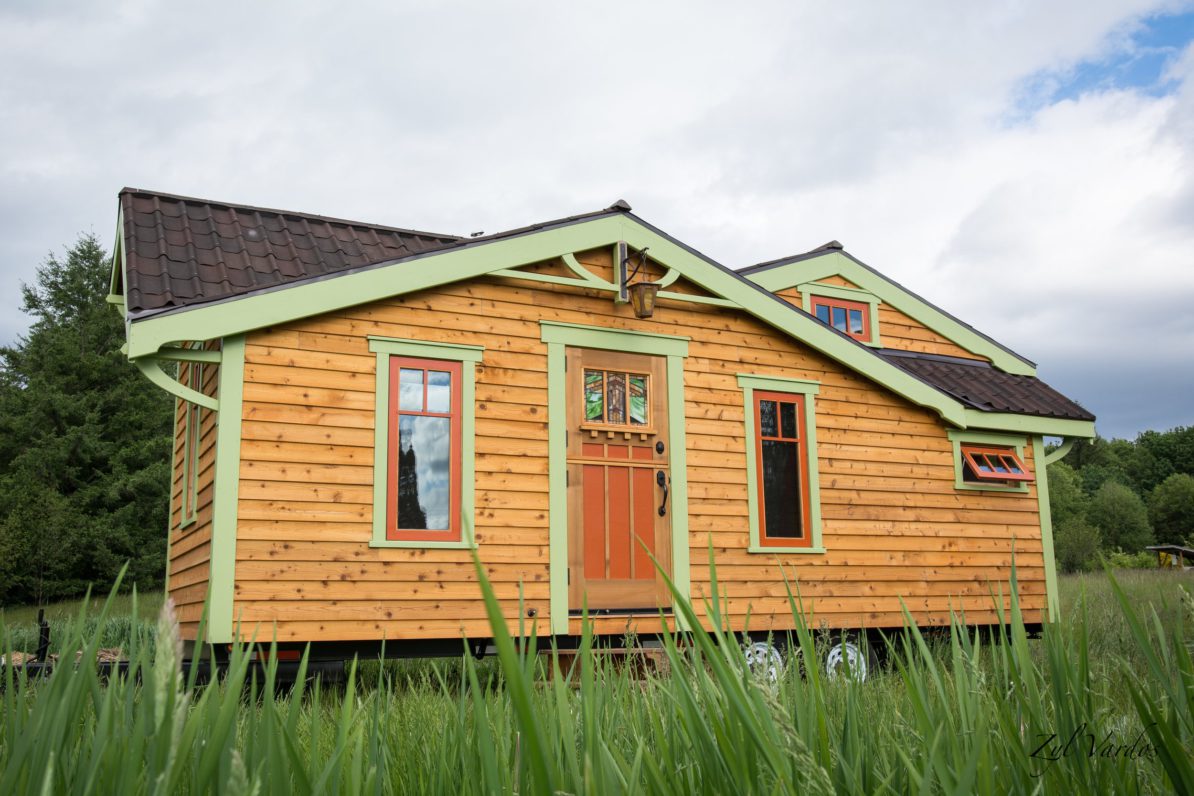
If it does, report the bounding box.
[1,565,1192,793]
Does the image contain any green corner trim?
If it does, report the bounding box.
[737,374,823,554]
[946,429,1030,493]
[797,281,883,348]
[748,251,1037,376]
[209,335,245,644]
[961,410,1096,438]
[367,336,482,549]
[541,322,691,634]
[1032,435,1061,620]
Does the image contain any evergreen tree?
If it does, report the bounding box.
[0,235,173,605]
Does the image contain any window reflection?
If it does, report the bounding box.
[397,415,451,530]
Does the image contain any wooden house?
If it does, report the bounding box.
[110,189,1095,667]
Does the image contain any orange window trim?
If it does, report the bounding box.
[960,444,1034,483]
[811,295,872,342]
[386,356,463,542]
[753,390,812,547]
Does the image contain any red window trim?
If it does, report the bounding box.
[386,356,463,542]
[753,390,812,547]
[960,445,1034,484]
[811,295,872,342]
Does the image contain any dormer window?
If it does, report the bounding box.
[811,296,872,342]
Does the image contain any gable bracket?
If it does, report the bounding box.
[134,356,219,410]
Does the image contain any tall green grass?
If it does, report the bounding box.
[1,563,1191,793]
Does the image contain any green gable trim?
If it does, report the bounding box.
[123,212,976,426]
[748,251,1036,376]
[1032,435,1061,620]
[540,321,692,634]
[367,336,482,550]
[209,335,245,644]
[961,410,1095,438]
[736,374,824,554]
[796,281,883,348]
[946,429,1030,494]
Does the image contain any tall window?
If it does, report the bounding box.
[386,357,463,541]
[811,296,872,342]
[753,390,812,547]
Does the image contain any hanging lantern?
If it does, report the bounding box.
[627,281,661,319]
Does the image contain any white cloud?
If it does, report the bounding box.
[1,1,1191,436]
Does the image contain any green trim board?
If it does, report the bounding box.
[209,335,245,644]
[961,410,1095,439]
[946,429,1030,493]
[747,251,1037,376]
[540,321,692,635]
[1032,436,1061,620]
[122,212,973,428]
[1044,438,1076,466]
[366,336,483,550]
[736,375,825,554]
[796,281,883,348]
[134,357,219,411]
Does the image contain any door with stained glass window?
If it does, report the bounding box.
[565,348,671,613]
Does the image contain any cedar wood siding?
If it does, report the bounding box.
[168,353,220,633]
[775,274,991,362]
[230,248,1045,642]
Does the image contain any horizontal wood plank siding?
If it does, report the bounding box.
[233,250,1045,641]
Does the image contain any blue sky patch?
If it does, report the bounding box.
[1017,11,1194,113]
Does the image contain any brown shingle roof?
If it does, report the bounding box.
[879,350,1094,421]
[119,188,463,315]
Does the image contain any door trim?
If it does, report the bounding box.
[541,321,690,635]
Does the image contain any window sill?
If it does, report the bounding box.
[955,483,1030,494]
[369,539,477,550]
[748,546,826,555]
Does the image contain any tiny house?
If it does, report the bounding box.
[111,189,1095,669]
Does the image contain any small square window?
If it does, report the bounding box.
[810,296,872,342]
[960,445,1033,486]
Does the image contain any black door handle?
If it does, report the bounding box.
[656,470,669,517]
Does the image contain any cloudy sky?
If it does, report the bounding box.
[2,1,1192,439]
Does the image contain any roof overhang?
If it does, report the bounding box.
[123,209,1092,437]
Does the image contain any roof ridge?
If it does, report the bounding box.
[119,187,463,243]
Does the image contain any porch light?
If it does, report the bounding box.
[621,244,660,319]
[627,281,660,319]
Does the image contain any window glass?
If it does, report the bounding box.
[849,309,864,335]
[426,370,452,413]
[832,306,848,331]
[629,375,648,425]
[762,439,802,538]
[811,296,872,343]
[398,368,423,411]
[759,400,778,437]
[815,304,830,323]
[779,401,797,438]
[584,370,604,421]
[606,372,626,424]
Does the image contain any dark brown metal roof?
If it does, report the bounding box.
[879,350,1094,421]
[118,188,463,314]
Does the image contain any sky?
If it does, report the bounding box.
[1,1,1192,440]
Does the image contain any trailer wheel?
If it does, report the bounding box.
[824,635,876,682]
[742,640,785,682]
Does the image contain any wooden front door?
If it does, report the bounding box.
[566,348,672,613]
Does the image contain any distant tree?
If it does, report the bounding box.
[1087,481,1154,553]
[1148,473,1194,546]
[1054,516,1102,573]
[0,235,173,605]
[1046,461,1088,528]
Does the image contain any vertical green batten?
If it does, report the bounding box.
[209,335,245,644]
[1032,436,1060,620]
[546,341,569,635]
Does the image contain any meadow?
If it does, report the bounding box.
[1,565,1192,794]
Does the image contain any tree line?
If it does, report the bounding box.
[1049,430,1194,572]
